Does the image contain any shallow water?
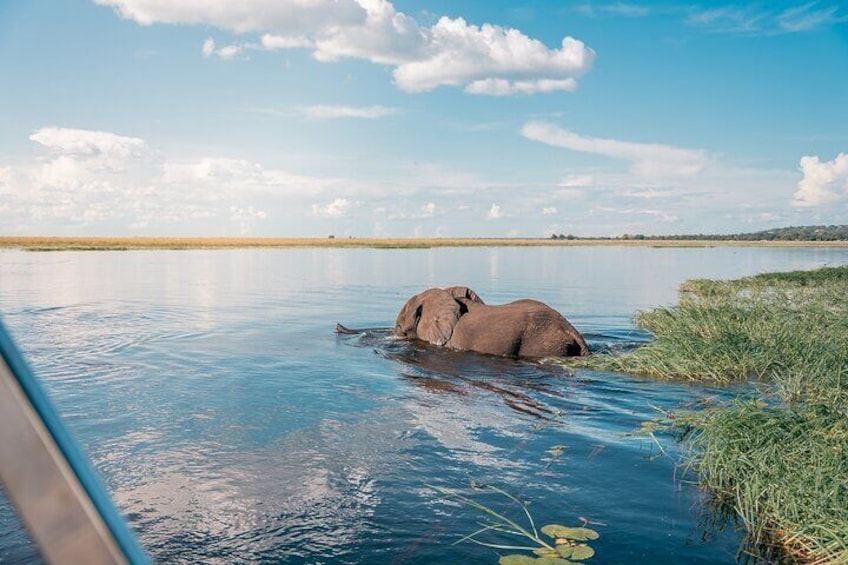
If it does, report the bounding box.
[1,246,847,564]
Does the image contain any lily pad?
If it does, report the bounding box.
[541,525,600,541]
[499,555,537,565]
[541,524,567,538]
[556,544,574,558]
[534,557,576,565]
[534,548,560,558]
[570,545,595,560]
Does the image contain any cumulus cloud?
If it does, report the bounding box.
[95,0,366,34]
[542,207,558,215]
[487,203,503,219]
[389,18,593,93]
[792,153,848,207]
[522,121,707,177]
[2,126,355,234]
[298,105,400,119]
[97,0,595,95]
[18,127,154,199]
[30,127,148,159]
[312,198,352,218]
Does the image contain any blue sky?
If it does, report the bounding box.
[1,0,846,237]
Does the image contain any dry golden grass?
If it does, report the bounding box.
[2,236,848,251]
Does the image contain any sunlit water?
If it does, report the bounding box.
[1,246,847,564]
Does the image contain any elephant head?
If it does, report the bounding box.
[394,286,483,346]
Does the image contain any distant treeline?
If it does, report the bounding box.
[550,225,848,241]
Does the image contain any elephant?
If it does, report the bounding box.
[394,286,589,359]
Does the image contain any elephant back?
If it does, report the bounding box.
[442,286,485,305]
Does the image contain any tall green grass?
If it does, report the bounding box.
[577,265,848,563]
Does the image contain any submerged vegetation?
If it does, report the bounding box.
[432,484,601,564]
[578,265,848,563]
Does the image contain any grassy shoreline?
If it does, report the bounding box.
[2,236,848,251]
[577,266,848,563]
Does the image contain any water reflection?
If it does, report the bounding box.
[2,246,847,563]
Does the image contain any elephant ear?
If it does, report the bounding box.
[418,289,462,346]
[443,286,485,305]
[395,293,423,337]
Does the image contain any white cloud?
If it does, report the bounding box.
[556,188,585,200]
[1,126,359,235]
[298,105,400,119]
[597,206,680,223]
[202,37,215,57]
[792,153,848,207]
[542,206,558,215]
[310,0,426,66]
[464,78,577,96]
[230,205,268,234]
[161,157,339,197]
[30,127,148,159]
[572,2,651,18]
[374,201,436,220]
[18,127,153,199]
[487,203,503,219]
[216,44,245,60]
[559,174,595,187]
[389,17,593,93]
[312,198,352,218]
[260,33,312,50]
[686,3,848,35]
[522,121,707,177]
[201,37,250,60]
[98,0,595,96]
[0,166,12,189]
[95,0,366,34]
[163,158,263,183]
[620,187,680,199]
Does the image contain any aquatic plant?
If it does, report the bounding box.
[686,401,848,564]
[430,484,600,564]
[573,266,848,403]
[580,265,848,563]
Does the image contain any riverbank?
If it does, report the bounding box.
[2,236,848,251]
[579,266,848,563]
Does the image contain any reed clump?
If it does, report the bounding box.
[577,265,848,563]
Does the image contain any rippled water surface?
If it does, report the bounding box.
[2,246,847,564]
